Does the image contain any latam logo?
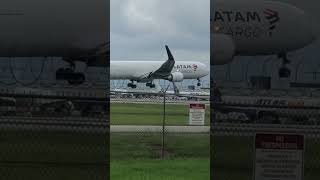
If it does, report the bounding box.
[174,65,192,69]
[264,9,280,35]
[192,64,198,71]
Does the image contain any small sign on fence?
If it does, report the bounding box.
[254,133,304,180]
[189,103,205,125]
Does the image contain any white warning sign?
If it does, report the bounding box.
[254,133,304,180]
[189,103,205,125]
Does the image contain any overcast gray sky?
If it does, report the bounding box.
[110,0,210,64]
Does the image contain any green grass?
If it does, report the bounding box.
[111,133,210,180]
[111,103,210,125]
[211,136,253,180]
[111,158,209,180]
[3,125,320,180]
[211,136,320,180]
[0,102,210,179]
[0,129,109,180]
[111,133,209,159]
[110,102,210,179]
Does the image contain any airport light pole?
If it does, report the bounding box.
[162,84,170,159]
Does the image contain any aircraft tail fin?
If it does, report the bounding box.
[165,45,174,61]
[147,45,175,79]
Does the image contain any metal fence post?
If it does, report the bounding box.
[162,84,170,159]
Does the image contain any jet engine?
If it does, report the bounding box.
[167,72,184,82]
[211,34,236,65]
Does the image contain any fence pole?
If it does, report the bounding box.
[162,84,170,159]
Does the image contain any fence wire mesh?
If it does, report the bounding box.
[110,90,210,179]
[211,85,320,180]
[0,85,109,180]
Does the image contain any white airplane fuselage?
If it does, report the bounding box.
[110,61,209,82]
[211,0,318,65]
[0,0,109,57]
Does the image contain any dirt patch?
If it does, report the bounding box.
[149,143,174,158]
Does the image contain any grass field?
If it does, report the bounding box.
[212,136,320,180]
[2,127,320,180]
[110,102,210,179]
[111,133,210,180]
[0,132,209,180]
[0,129,108,180]
[111,103,210,125]
[111,158,209,180]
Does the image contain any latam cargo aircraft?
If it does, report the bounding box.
[110,0,318,90]
[211,0,318,78]
[110,45,209,93]
[0,0,109,84]
[1,0,317,86]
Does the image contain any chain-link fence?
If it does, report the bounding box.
[211,89,320,180]
[0,85,109,179]
[110,91,210,179]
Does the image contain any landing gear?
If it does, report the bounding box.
[172,81,180,95]
[197,78,201,86]
[146,82,156,88]
[279,67,291,78]
[127,81,137,88]
[56,68,85,85]
[55,58,85,85]
[278,53,291,78]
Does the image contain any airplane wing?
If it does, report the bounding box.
[147,45,175,79]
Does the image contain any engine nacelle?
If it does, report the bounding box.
[211,34,236,65]
[167,72,184,82]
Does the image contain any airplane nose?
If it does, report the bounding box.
[202,64,210,76]
[309,17,320,43]
[293,7,318,45]
[205,66,210,75]
[271,1,318,49]
[301,12,318,44]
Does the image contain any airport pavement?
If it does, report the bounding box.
[2,116,319,137]
[112,124,320,136]
[111,98,210,105]
[212,123,320,137]
[0,116,108,133]
[111,125,209,133]
[0,117,208,133]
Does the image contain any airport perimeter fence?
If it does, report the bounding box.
[0,92,109,180]
[211,100,320,180]
[110,92,210,163]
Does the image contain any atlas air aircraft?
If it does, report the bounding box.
[110,46,209,93]
[211,0,318,78]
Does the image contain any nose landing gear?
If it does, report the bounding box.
[56,68,85,85]
[146,82,156,88]
[278,53,291,78]
[55,59,86,85]
[197,78,201,86]
[127,81,137,88]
